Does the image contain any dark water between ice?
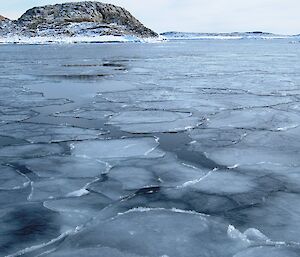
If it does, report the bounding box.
[1,40,300,257]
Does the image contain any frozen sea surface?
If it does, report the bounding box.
[1,40,300,257]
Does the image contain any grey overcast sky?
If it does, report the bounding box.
[1,0,300,34]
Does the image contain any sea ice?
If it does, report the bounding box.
[108,166,156,190]
[29,178,92,201]
[228,192,300,243]
[233,246,300,257]
[201,129,300,170]
[0,186,31,209]
[95,80,138,93]
[100,88,295,111]
[2,37,300,257]
[0,108,37,124]
[20,156,109,178]
[0,123,105,143]
[88,177,129,200]
[109,110,188,124]
[182,170,256,194]
[206,109,300,131]
[88,166,157,200]
[0,202,61,256]
[150,154,208,187]
[0,143,64,160]
[0,165,30,190]
[188,128,246,152]
[0,86,70,108]
[71,137,165,160]
[44,192,112,216]
[47,208,248,257]
[54,109,114,120]
[107,110,200,133]
[43,192,113,230]
[45,247,145,257]
[198,93,295,109]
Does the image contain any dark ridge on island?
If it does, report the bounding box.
[0,1,158,43]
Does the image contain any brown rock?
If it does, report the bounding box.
[0,15,8,21]
[16,1,158,37]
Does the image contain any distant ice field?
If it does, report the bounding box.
[0,40,300,257]
[0,31,299,44]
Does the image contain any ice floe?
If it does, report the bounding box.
[20,156,109,178]
[46,208,248,257]
[0,143,64,160]
[0,165,30,190]
[71,137,165,160]
[181,170,256,194]
[29,178,93,201]
[206,109,300,131]
[0,123,105,143]
[107,110,200,133]
[54,109,114,120]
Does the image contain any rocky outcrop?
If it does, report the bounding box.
[0,15,8,21]
[0,1,158,38]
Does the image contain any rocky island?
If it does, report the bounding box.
[0,1,158,43]
[0,15,8,21]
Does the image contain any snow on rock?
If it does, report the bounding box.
[0,1,159,44]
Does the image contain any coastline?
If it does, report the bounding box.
[0,35,164,44]
[0,34,298,45]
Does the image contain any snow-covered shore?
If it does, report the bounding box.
[0,35,164,44]
[1,33,298,45]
